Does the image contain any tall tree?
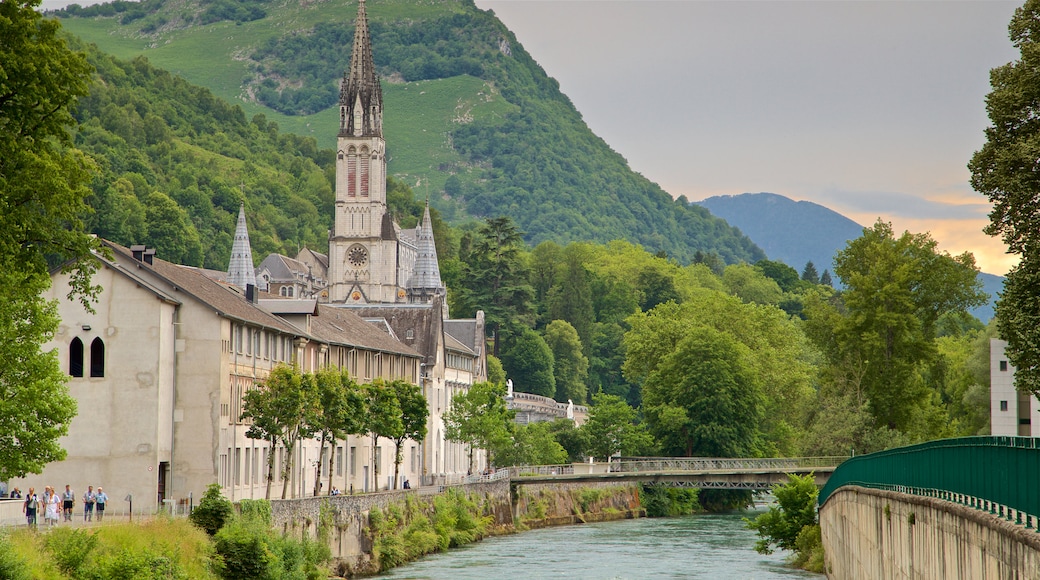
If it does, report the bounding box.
[241,365,315,499]
[364,379,402,492]
[640,327,763,457]
[580,393,654,461]
[543,320,589,404]
[546,244,595,347]
[500,327,556,399]
[821,221,985,433]
[969,0,1040,395]
[443,381,512,472]
[801,262,820,285]
[0,0,100,480]
[455,217,534,356]
[309,368,365,496]
[388,379,428,490]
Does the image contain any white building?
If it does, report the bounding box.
[990,338,1040,436]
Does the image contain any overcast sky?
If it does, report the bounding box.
[474,0,1022,275]
[42,0,1023,274]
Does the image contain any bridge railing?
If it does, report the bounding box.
[612,456,846,472]
[819,436,1040,527]
[506,456,844,478]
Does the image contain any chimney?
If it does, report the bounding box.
[246,284,257,304]
[143,248,155,265]
[130,245,145,262]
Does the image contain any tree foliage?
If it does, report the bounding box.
[365,379,403,492]
[745,473,819,555]
[500,327,555,399]
[0,0,97,481]
[543,320,588,404]
[443,381,512,472]
[969,0,1040,395]
[811,221,985,433]
[388,379,428,489]
[581,393,654,460]
[240,364,315,499]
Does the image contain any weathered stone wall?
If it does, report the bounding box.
[269,479,643,577]
[512,481,643,529]
[270,480,512,575]
[821,486,1040,579]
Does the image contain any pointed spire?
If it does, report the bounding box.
[340,0,382,138]
[408,200,443,293]
[227,204,257,291]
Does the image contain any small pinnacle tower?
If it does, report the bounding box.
[227,204,257,290]
[407,201,444,302]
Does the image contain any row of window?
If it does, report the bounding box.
[69,337,105,378]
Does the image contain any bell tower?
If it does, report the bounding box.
[329,0,396,303]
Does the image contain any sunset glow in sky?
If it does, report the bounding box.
[476,0,1022,275]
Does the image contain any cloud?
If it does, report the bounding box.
[814,189,991,221]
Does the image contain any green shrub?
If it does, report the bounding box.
[45,527,99,575]
[91,548,182,580]
[190,484,234,536]
[0,531,31,580]
[213,523,273,580]
[640,485,700,517]
[239,499,272,526]
[792,524,826,573]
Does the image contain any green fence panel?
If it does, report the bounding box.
[819,436,1040,518]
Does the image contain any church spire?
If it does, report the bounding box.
[408,201,444,297]
[340,0,382,138]
[227,204,257,291]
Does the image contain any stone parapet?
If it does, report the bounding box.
[821,486,1040,579]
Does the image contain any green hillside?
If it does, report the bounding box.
[56,0,764,263]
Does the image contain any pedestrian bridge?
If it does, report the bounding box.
[507,457,844,490]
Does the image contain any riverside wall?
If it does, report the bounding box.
[820,486,1040,579]
[269,479,641,577]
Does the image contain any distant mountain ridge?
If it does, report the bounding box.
[696,192,1002,322]
[56,0,764,265]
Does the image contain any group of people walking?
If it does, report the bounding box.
[21,484,108,528]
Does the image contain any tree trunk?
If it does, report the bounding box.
[326,436,338,495]
[265,438,276,500]
[313,433,328,497]
[372,434,380,492]
[392,438,403,489]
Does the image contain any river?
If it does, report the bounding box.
[379,509,821,579]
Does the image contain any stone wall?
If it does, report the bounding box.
[270,480,512,575]
[512,481,643,529]
[269,479,643,577]
[820,486,1040,579]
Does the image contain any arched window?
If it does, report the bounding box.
[69,337,84,377]
[287,287,294,297]
[359,147,370,197]
[89,337,105,378]
[347,146,357,197]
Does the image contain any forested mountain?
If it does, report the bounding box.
[697,193,862,274]
[55,0,764,265]
[697,192,1002,322]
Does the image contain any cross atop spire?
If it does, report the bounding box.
[227,204,257,291]
[340,0,382,138]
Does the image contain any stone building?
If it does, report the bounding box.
[10,240,427,513]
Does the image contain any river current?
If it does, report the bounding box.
[379,509,821,579]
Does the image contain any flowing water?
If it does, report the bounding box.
[379,509,821,579]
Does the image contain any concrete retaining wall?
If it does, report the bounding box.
[821,486,1040,579]
[271,480,512,575]
[512,481,643,528]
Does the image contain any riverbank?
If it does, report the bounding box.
[269,479,644,577]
